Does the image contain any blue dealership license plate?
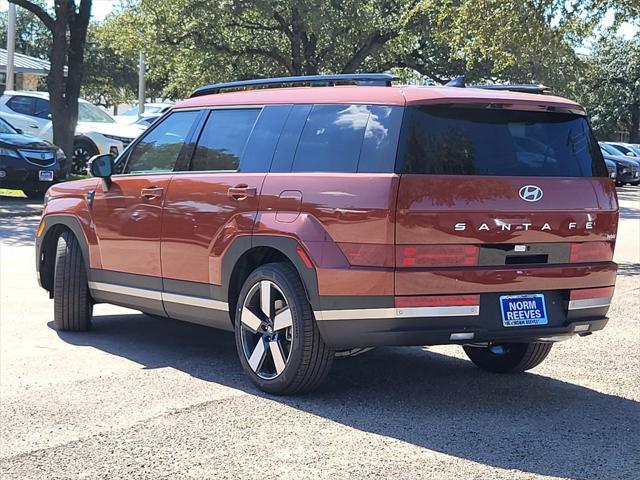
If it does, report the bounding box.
[500,294,548,327]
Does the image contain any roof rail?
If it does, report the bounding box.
[445,75,466,88]
[442,76,551,95]
[190,73,399,97]
[470,84,552,95]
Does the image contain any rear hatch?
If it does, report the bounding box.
[395,105,618,298]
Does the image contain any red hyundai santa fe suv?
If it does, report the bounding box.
[35,74,618,394]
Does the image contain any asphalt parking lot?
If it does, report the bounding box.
[0,188,638,480]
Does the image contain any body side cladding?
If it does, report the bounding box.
[219,234,321,320]
[36,214,92,294]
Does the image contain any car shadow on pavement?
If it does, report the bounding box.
[0,215,40,246]
[52,313,639,480]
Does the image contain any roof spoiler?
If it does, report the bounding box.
[190,73,399,97]
[444,76,551,95]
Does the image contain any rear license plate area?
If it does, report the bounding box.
[500,294,548,327]
[39,170,54,182]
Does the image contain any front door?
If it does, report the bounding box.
[90,110,201,313]
[160,107,282,328]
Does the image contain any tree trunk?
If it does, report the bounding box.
[630,102,639,144]
[47,3,73,176]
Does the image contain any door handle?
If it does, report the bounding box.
[227,185,257,200]
[141,187,164,199]
[29,124,39,128]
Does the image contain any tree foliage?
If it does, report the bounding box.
[81,23,139,109]
[104,0,623,99]
[0,0,51,59]
[578,34,640,142]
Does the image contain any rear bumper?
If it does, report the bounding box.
[315,290,611,348]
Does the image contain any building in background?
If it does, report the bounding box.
[0,48,63,91]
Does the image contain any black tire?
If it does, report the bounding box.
[22,189,45,200]
[463,342,553,373]
[53,231,92,331]
[234,262,333,395]
[72,139,98,175]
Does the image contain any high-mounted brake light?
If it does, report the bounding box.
[569,242,613,263]
[396,245,479,268]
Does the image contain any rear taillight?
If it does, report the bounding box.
[396,245,479,268]
[569,242,614,263]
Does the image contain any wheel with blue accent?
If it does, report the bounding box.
[234,262,333,394]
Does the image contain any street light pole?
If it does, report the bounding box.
[6,2,16,91]
[138,51,146,115]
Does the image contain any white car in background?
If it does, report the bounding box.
[0,90,144,174]
[114,102,173,124]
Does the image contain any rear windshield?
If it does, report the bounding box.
[400,107,607,177]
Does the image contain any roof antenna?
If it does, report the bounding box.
[445,75,466,88]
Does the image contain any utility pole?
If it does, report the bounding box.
[6,2,16,91]
[138,51,146,115]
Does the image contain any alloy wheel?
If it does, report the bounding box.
[240,280,294,380]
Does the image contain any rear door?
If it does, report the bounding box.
[160,106,289,328]
[395,105,617,297]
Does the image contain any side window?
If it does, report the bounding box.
[34,98,50,119]
[125,110,200,174]
[358,106,404,173]
[291,104,369,173]
[241,105,292,172]
[7,96,36,115]
[191,109,260,171]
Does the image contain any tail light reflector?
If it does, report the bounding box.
[570,287,614,301]
[569,242,614,263]
[395,294,480,308]
[337,243,394,267]
[396,245,479,267]
[296,245,314,269]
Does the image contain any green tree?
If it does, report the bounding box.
[103,0,621,99]
[81,23,138,110]
[0,0,51,59]
[579,34,640,142]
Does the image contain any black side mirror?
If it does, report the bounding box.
[89,153,114,187]
[15,128,23,134]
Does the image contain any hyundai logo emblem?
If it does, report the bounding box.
[518,185,544,202]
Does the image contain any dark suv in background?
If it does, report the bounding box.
[35,74,618,394]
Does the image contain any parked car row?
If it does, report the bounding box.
[0,90,150,175]
[599,141,640,186]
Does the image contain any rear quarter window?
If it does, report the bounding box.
[272,104,402,173]
[399,107,607,177]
